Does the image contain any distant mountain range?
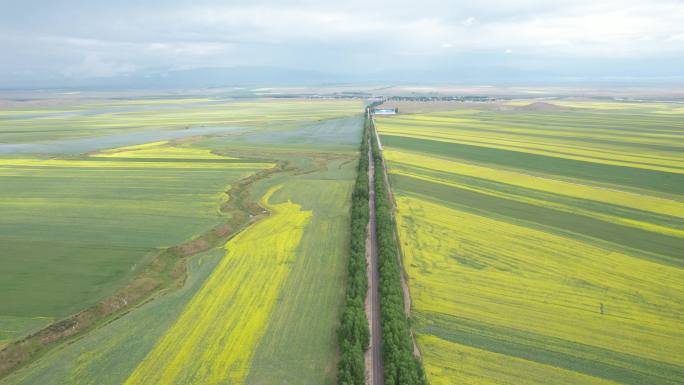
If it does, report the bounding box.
[0,66,344,90]
[2,65,683,90]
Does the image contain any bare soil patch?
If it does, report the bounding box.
[515,101,568,111]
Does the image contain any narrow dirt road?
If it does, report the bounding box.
[364,131,384,385]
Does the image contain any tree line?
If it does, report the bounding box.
[371,120,428,385]
[337,112,372,385]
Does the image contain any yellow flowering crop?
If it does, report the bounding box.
[383,149,684,220]
[95,141,236,160]
[377,121,684,174]
[376,103,684,384]
[396,196,684,383]
[124,185,312,385]
[0,158,271,170]
[417,335,618,385]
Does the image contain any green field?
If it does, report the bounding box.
[375,101,684,384]
[0,98,361,144]
[0,144,271,345]
[0,98,364,384]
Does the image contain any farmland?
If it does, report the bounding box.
[124,185,312,385]
[3,94,683,385]
[0,142,271,344]
[0,98,362,144]
[0,97,364,384]
[374,101,684,384]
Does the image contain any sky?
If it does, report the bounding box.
[1,0,684,87]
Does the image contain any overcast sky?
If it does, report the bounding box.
[1,0,683,86]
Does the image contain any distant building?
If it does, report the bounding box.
[373,108,398,115]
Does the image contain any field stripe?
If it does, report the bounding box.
[416,313,684,385]
[379,130,684,174]
[380,135,684,196]
[389,168,684,239]
[391,174,684,262]
[417,334,620,385]
[376,113,684,171]
[383,149,684,220]
[0,158,273,170]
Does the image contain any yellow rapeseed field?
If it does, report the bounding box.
[417,335,618,385]
[396,196,684,379]
[384,150,684,238]
[124,185,311,385]
[383,149,684,219]
[377,121,684,173]
[0,158,271,170]
[398,196,684,362]
[95,141,236,159]
[376,103,684,384]
[0,141,271,170]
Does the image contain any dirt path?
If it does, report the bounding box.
[364,133,384,385]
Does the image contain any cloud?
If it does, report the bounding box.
[0,0,683,85]
[463,17,478,27]
[62,54,137,78]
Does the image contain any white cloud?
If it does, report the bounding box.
[417,1,684,57]
[161,1,684,58]
[1,0,683,82]
[463,17,478,27]
[63,53,136,78]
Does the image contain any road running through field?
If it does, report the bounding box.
[366,129,385,385]
[365,131,384,385]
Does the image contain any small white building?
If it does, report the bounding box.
[373,108,398,115]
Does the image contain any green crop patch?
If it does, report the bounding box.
[0,156,264,319]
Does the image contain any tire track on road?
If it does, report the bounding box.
[365,130,384,385]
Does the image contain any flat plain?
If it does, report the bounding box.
[0,97,364,384]
[375,101,684,385]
